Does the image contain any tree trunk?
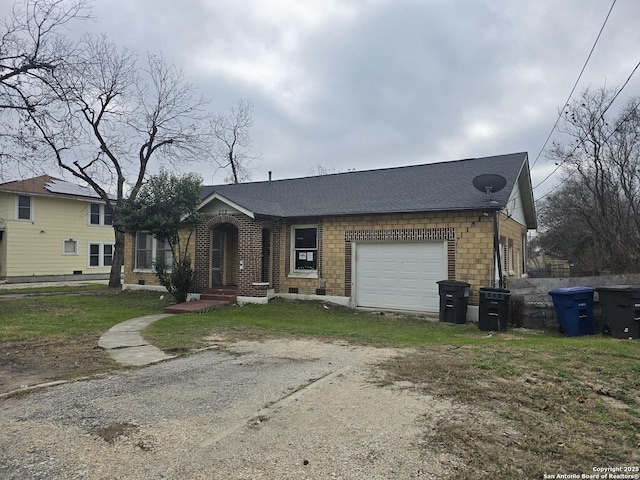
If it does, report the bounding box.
[109,225,125,288]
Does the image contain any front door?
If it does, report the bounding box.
[261,229,272,283]
[211,229,224,287]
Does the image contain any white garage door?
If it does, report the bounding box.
[355,242,446,312]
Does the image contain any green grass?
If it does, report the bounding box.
[2,293,639,477]
[145,298,640,352]
[0,289,172,342]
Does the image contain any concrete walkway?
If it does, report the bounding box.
[98,314,177,366]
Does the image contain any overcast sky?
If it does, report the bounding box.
[13,0,640,200]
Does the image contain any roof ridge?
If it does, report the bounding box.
[205,152,528,187]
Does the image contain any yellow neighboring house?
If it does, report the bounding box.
[0,175,116,283]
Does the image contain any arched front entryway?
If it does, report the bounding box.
[210,223,239,288]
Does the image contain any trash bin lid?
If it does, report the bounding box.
[437,280,471,287]
[548,286,594,295]
[595,284,640,293]
[479,287,510,294]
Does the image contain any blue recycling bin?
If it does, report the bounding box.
[548,287,595,337]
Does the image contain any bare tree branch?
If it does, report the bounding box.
[7,31,213,287]
[210,98,257,183]
[541,87,640,273]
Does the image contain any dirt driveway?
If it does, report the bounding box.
[0,338,475,479]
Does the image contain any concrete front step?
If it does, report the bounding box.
[202,288,238,303]
[201,293,237,302]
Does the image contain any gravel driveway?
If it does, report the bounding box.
[1,339,461,479]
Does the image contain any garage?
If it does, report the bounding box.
[355,241,446,312]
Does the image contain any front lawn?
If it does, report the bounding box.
[1,293,638,478]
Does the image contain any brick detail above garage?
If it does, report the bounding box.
[345,227,455,243]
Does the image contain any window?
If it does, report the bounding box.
[17,195,32,220]
[63,239,78,255]
[135,232,173,270]
[89,203,112,226]
[292,226,317,271]
[88,242,114,267]
[103,244,113,266]
[522,234,527,275]
[508,244,515,276]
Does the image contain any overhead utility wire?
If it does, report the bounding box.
[530,0,617,172]
[533,59,640,202]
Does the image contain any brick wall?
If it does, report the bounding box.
[498,213,528,285]
[193,214,279,296]
[124,210,530,305]
[123,228,196,287]
[278,211,517,305]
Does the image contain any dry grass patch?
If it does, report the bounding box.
[378,344,640,479]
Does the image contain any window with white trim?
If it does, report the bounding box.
[89,203,112,226]
[16,195,32,221]
[62,239,78,255]
[135,232,172,270]
[88,242,114,267]
[508,243,515,276]
[291,225,318,272]
[522,234,527,275]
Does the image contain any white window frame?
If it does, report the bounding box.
[134,232,173,272]
[15,195,33,221]
[89,203,112,226]
[87,242,114,268]
[508,243,515,276]
[521,234,528,276]
[62,238,79,256]
[289,224,318,279]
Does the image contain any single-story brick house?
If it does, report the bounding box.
[123,152,536,317]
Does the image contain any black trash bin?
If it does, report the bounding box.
[437,280,470,324]
[548,287,595,337]
[478,287,511,331]
[596,285,640,339]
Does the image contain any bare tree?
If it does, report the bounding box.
[0,0,90,110]
[14,34,211,287]
[210,98,256,183]
[305,164,339,176]
[0,0,90,172]
[540,87,640,273]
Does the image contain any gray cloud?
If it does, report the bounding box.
[4,0,640,198]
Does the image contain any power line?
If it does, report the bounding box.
[599,60,640,123]
[530,0,617,171]
[533,68,640,199]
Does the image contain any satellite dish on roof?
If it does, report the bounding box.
[472,174,507,194]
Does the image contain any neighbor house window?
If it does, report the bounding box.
[62,239,78,255]
[88,242,114,267]
[17,195,32,220]
[135,232,172,270]
[89,203,112,226]
[292,226,317,271]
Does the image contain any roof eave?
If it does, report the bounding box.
[516,155,538,229]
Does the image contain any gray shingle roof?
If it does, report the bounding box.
[201,152,534,225]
